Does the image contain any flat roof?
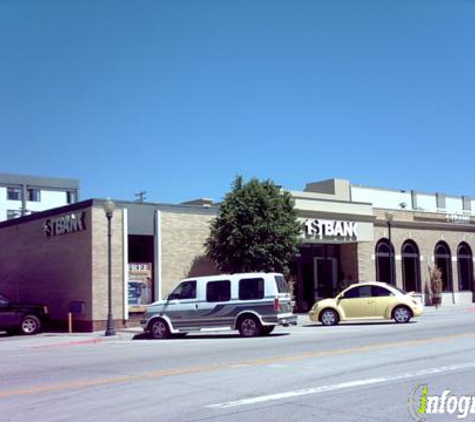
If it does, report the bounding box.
[0,172,79,190]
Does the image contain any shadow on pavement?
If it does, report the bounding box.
[302,321,419,328]
[133,332,289,341]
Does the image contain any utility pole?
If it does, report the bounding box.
[135,191,146,203]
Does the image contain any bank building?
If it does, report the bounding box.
[0,178,473,331]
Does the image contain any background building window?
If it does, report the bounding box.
[402,240,421,292]
[27,188,41,202]
[7,187,21,201]
[67,191,77,204]
[7,209,21,220]
[457,243,473,292]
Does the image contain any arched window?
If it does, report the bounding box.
[434,242,453,292]
[375,239,395,285]
[402,240,421,292]
[457,243,473,292]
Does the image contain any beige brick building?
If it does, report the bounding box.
[0,179,473,331]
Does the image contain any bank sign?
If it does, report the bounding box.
[303,218,359,241]
[44,212,86,237]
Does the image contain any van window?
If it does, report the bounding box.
[206,280,231,302]
[239,278,264,300]
[275,275,290,293]
[168,281,197,300]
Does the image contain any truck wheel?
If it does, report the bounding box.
[238,315,262,337]
[150,319,170,339]
[20,315,41,335]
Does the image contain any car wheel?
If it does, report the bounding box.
[238,315,262,337]
[393,306,412,323]
[20,315,41,335]
[320,309,339,326]
[260,326,275,336]
[149,319,170,339]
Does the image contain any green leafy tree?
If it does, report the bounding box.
[205,176,301,274]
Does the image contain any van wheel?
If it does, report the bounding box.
[150,319,170,339]
[260,326,275,336]
[320,309,339,326]
[20,315,41,335]
[238,315,262,337]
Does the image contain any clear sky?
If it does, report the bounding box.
[1,0,474,204]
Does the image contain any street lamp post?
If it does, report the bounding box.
[103,199,116,336]
[385,212,394,285]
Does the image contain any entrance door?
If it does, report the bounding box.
[314,257,338,300]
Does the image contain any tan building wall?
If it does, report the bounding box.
[91,207,125,331]
[356,242,375,281]
[160,211,218,297]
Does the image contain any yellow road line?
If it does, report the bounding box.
[1,332,474,399]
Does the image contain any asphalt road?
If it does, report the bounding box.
[1,306,475,422]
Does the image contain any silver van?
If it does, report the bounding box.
[141,272,297,339]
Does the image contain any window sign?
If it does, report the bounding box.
[128,263,152,312]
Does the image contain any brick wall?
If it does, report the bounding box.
[160,211,218,296]
[91,207,124,331]
[0,207,94,330]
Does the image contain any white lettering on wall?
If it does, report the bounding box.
[445,214,470,225]
[303,219,359,240]
[44,212,86,237]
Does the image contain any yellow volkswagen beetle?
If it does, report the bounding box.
[309,281,424,326]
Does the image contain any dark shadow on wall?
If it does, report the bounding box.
[186,255,219,278]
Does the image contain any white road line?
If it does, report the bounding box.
[207,361,475,410]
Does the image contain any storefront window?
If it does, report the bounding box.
[375,239,395,285]
[402,241,421,292]
[457,243,473,292]
[434,242,453,292]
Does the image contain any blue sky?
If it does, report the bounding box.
[1,0,474,204]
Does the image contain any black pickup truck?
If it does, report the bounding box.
[0,292,49,335]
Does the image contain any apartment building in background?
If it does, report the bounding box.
[0,172,79,222]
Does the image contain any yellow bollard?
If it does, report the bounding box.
[68,312,73,333]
